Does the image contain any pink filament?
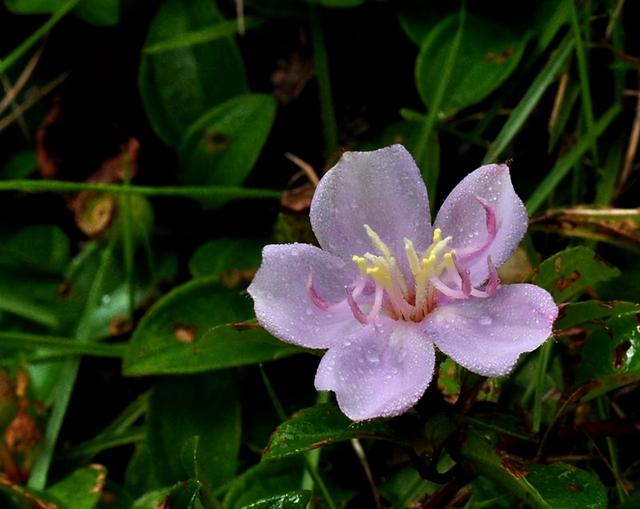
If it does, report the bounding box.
[454,196,498,260]
[307,274,329,310]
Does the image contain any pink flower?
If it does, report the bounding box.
[248,145,557,421]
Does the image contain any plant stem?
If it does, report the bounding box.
[569,0,599,166]
[121,152,135,319]
[28,238,116,489]
[526,104,620,214]
[259,366,338,509]
[596,397,626,503]
[0,179,281,200]
[0,0,80,75]
[309,4,338,157]
[414,6,465,203]
[0,331,124,358]
[532,341,553,433]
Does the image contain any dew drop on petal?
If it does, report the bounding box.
[479,315,492,326]
[366,349,380,364]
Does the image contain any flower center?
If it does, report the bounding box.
[307,198,500,325]
[351,226,455,322]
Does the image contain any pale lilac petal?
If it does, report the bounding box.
[425,284,557,377]
[434,164,528,285]
[310,145,432,263]
[315,320,435,421]
[248,243,361,349]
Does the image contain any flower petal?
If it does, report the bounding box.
[434,164,528,285]
[315,319,435,421]
[248,243,361,349]
[425,284,557,377]
[310,145,432,263]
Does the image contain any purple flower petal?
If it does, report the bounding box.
[310,145,432,263]
[434,164,528,285]
[425,284,558,377]
[315,319,435,421]
[248,243,362,349]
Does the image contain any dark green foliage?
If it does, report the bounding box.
[0,0,639,507]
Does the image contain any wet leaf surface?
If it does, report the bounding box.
[124,277,302,376]
[263,403,399,461]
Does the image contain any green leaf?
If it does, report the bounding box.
[262,403,399,461]
[223,457,305,509]
[74,0,119,26]
[0,225,69,328]
[28,239,117,490]
[526,463,607,509]
[178,94,277,186]
[4,0,59,13]
[615,490,640,509]
[52,240,137,339]
[143,18,262,54]
[398,3,455,46]
[379,466,437,508]
[533,246,620,302]
[1,224,70,273]
[242,490,312,509]
[533,0,571,51]
[47,465,107,509]
[577,313,640,384]
[0,484,58,509]
[306,0,363,7]
[556,300,640,329]
[124,443,164,498]
[131,479,200,509]
[459,430,607,509]
[5,0,119,25]
[139,0,248,146]
[416,13,527,117]
[436,357,461,403]
[189,238,263,279]
[147,372,241,490]
[0,151,37,180]
[123,277,301,376]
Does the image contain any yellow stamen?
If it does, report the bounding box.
[352,225,456,321]
[440,251,455,269]
[364,224,393,260]
[404,238,421,277]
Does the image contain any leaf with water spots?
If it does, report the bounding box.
[242,490,312,509]
[533,246,619,302]
[576,313,640,400]
[459,429,607,509]
[123,277,302,376]
[262,403,400,461]
[556,300,640,329]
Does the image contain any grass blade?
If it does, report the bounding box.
[484,35,574,163]
[0,331,124,358]
[309,5,338,157]
[569,0,599,165]
[0,179,281,200]
[414,7,466,203]
[28,238,117,489]
[526,104,621,214]
[143,18,261,54]
[0,0,80,75]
